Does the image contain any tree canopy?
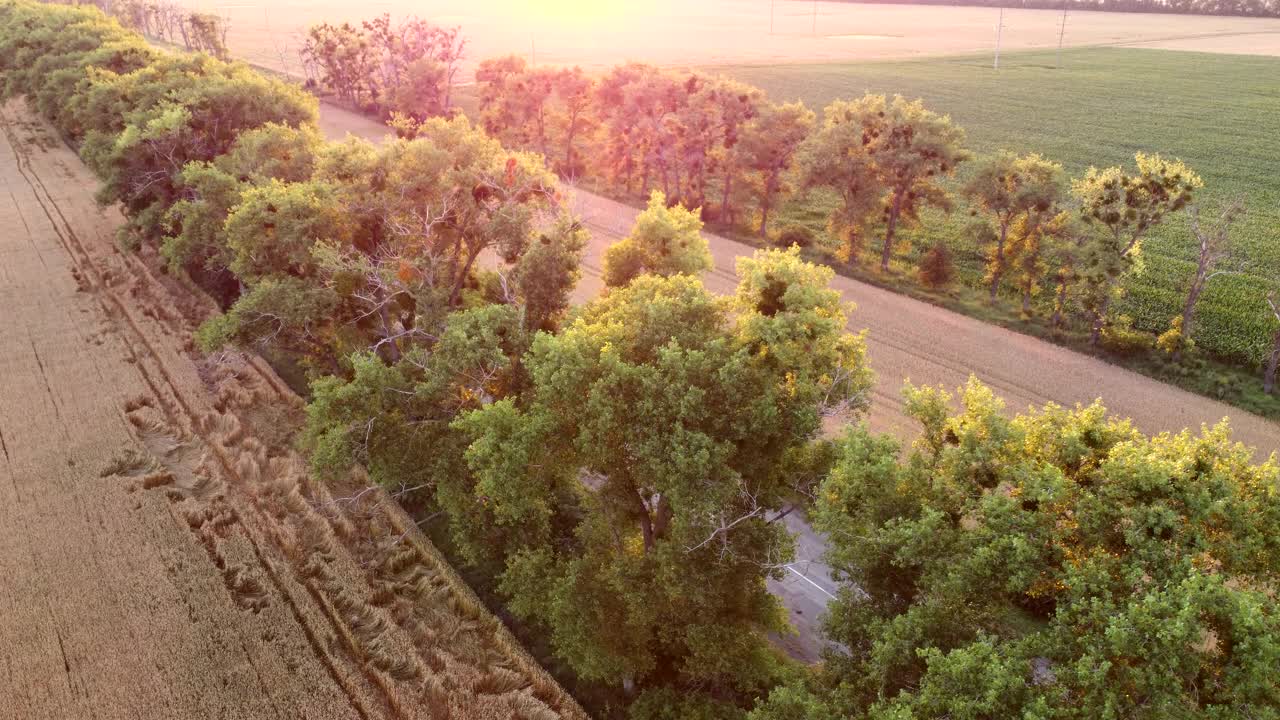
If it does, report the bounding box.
[752,378,1280,720]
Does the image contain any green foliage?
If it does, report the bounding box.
[797,93,969,270]
[733,101,815,237]
[753,378,1280,719]
[629,688,745,720]
[164,122,321,283]
[724,49,1280,367]
[1099,313,1154,356]
[92,60,318,243]
[1156,315,1195,357]
[602,191,713,287]
[454,249,872,708]
[963,151,1063,300]
[514,217,589,331]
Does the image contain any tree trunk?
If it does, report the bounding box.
[449,243,484,307]
[880,193,902,272]
[720,171,733,225]
[1174,273,1206,362]
[1021,281,1033,316]
[376,292,401,363]
[1051,276,1069,329]
[759,203,770,238]
[989,220,1009,304]
[1089,292,1112,347]
[653,495,673,540]
[635,492,657,553]
[563,120,576,176]
[1265,328,1280,395]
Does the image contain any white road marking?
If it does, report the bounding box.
[787,564,837,600]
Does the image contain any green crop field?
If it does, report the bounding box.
[718,47,1280,369]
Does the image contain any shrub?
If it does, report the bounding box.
[918,241,955,289]
[774,224,814,249]
[1100,314,1153,356]
[1155,315,1195,357]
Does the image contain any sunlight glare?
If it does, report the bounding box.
[497,0,629,27]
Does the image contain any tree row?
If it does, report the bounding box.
[3,3,1278,720]
[468,56,1280,395]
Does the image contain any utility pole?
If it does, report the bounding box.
[1056,0,1068,69]
[770,0,776,35]
[993,6,1004,70]
[812,0,818,35]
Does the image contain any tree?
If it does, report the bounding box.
[475,57,597,177]
[753,378,1280,720]
[696,75,762,223]
[165,122,321,301]
[455,248,872,706]
[1170,199,1246,359]
[512,216,588,332]
[203,116,573,369]
[794,98,882,263]
[303,303,532,495]
[88,60,318,245]
[733,101,814,237]
[964,152,1063,303]
[186,12,228,60]
[602,191,713,287]
[1071,153,1202,345]
[300,21,377,107]
[1004,210,1083,319]
[362,13,465,117]
[553,66,594,176]
[799,94,968,270]
[300,14,464,117]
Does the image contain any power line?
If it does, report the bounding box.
[1056,0,1069,69]
[993,6,1005,70]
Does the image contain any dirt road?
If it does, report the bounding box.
[317,104,1280,455]
[0,98,585,720]
[317,102,1279,661]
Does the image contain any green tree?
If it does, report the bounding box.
[799,94,969,271]
[752,378,1280,720]
[1004,209,1084,319]
[963,152,1063,303]
[165,122,321,299]
[88,59,318,245]
[303,303,531,496]
[602,191,713,287]
[733,101,814,238]
[456,248,872,705]
[1071,153,1202,346]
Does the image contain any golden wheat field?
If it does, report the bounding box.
[0,96,587,720]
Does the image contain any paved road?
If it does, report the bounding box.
[315,103,1280,661]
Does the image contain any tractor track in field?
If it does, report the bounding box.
[0,97,588,720]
